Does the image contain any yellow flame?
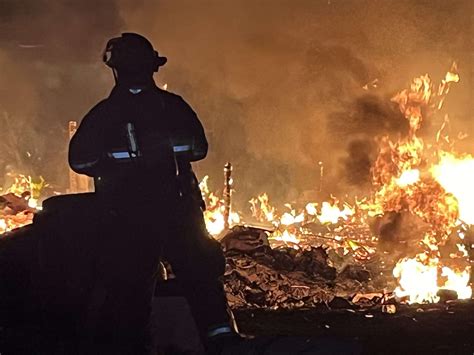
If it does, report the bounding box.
[318,201,354,224]
[273,229,300,247]
[431,152,474,224]
[393,257,440,304]
[305,202,318,216]
[441,266,472,300]
[0,219,7,234]
[396,169,420,187]
[280,211,304,226]
[199,175,242,237]
[393,255,471,304]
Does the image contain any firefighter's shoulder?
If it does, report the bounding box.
[154,87,196,113]
[80,99,112,122]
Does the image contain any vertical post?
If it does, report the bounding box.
[223,162,232,230]
[68,121,78,194]
[318,161,324,193]
[68,121,93,193]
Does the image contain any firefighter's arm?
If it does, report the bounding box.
[68,103,108,177]
[172,96,208,162]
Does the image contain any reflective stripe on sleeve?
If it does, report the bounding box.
[110,151,132,159]
[173,144,192,153]
[71,158,99,170]
[207,325,233,338]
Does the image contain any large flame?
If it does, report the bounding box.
[373,64,472,303]
[431,152,474,225]
[393,256,441,304]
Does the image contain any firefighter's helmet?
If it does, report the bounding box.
[102,33,167,72]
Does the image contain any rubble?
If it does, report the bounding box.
[222,226,383,309]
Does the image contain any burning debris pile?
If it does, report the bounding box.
[202,63,474,308]
[220,226,391,310]
[0,175,45,234]
[221,226,336,309]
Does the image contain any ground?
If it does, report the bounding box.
[234,300,474,354]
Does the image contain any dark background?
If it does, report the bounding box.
[0,0,472,208]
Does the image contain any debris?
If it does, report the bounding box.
[223,227,339,309]
[352,293,383,304]
[437,289,458,303]
[328,297,352,309]
[382,304,397,314]
[339,265,371,282]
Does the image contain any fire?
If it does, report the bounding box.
[441,266,472,300]
[280,211,305,226]
[393,254,472,304]
[273,229,300,246]
[431,152,474,225]
[0,175,45,234]
[199,175,240,237]
[395,169,420,187]
[317,201,354,224]
[393,256,440,304]
[372,63,473,303]
[249,193,275,223]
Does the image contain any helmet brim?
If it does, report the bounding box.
[156,55,167,67]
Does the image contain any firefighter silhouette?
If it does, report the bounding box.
[36,33,238,353]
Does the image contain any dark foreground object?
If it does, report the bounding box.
[1,299,473,354]
[234,301,474,354]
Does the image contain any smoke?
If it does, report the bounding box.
[120,0,472,205]
[0,0,472,205]
[326,94,407,191]
[0,0,123,183]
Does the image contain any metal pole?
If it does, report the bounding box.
[68,121,92,193]
[223,162,232,230]
[68,121,78,193]
[318,161,324,193]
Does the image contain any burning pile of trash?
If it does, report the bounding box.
[202,63,474,308]
[0,175,46,234]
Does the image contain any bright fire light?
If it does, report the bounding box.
[431,152,474,225]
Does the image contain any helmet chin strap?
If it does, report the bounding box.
[114,70,155,90]
[112,68,118,85]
